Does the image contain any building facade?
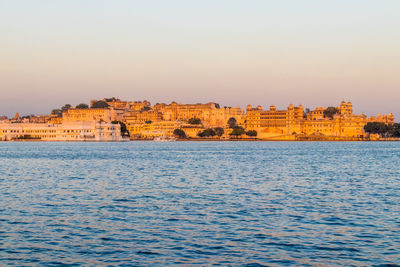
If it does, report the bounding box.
[124,110,163,125]
[127,121,182,139]
[245,101,395,139]
[0,121,124,141]
[246,104,304,138]
[153,102,245,128]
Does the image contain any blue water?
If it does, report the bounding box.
[0,141,399,266]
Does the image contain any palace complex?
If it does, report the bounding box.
[246,101,394,140]
[152,102,245,128]
[0,98,395,141]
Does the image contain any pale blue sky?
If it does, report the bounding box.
[1,1,399,118]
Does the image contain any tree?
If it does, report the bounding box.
[188,117,202,125]
[303,108,311,119]
[91,101,109,108]
[207,128,216,137]
[364,122,388,136]
[104,97,117,102]
[363,122,400,138]
[61,104,72,112]
[388,123,400,137]
[323,107,339,119]
[246,130,257,137]
[173,129,186,138]
[198,128,216,138]
[394,123,400,137]
[76,103,89,109]
[111,121,130,136]
[228,117,237,128]
[141,106,151,111]
[51,109,62,117]
[214,127,224,137]
[230,126,245,137]
[21,115,32,120]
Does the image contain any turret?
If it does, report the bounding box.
[13,112,21,121]
[339,101,353,115]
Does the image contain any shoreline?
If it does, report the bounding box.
[3,138,400,142]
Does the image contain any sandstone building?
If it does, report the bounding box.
[246,101,394,140]
[153,102,245,128]
[0,121,124,141]
[2,98,395,141]
[246,104,304,138]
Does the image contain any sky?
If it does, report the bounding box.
[1,0,399,119]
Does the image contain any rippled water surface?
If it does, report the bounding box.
[0,141,399,266]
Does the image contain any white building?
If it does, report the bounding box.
[0,121,125,141]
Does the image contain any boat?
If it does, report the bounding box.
[153,136,177,142]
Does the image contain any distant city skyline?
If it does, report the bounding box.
[1,1,399,119]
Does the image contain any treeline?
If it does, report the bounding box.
[173,127,258,139]
[51,101,109,117]
[172,117,258,139]
[364,122,400,137]
[196,127,257,138]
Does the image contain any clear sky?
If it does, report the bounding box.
[1,0,399,118]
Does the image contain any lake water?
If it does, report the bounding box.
[0,141,399,266]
